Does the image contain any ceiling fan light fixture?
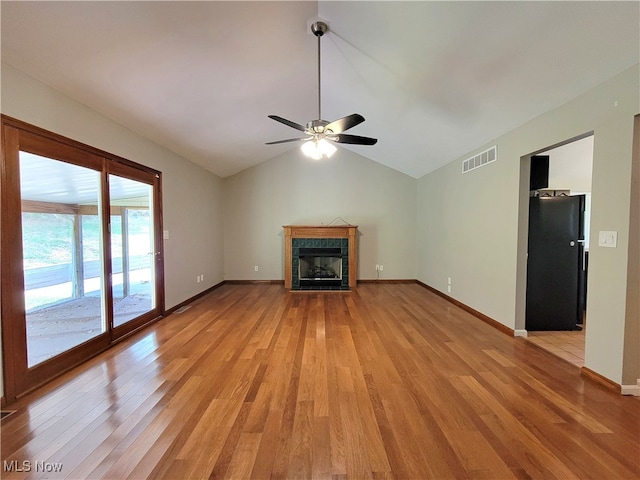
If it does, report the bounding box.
[267,20,377,152]
[302,138,336,160]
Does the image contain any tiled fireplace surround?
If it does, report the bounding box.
[283,225,358,291]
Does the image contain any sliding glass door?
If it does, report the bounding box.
[1,118,164,400]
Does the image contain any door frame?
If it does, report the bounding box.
[0,116,165,401]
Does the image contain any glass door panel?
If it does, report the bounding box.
[20,151,106,367]
[109,174,155,327]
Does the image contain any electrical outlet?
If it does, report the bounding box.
[254,265,259,272]
[200,274,204,282]
[375,265,379,271]
[379,265,383,271]
[447,285,451,293]
[196,275,200,283]
[448,277,452,285]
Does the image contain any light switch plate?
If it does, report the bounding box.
[598,230,617,248]
[163,230,170,240]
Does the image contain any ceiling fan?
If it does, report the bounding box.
[266,20,377,159]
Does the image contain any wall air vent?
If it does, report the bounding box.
[462,146,497,174]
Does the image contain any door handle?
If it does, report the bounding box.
[570,241,576,247]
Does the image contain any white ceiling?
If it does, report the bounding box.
[2,1,638,179]
[20,151,151,205]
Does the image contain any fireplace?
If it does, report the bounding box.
[283,225,358,290]
[299,247,342,287]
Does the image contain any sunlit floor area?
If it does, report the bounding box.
[526,328,585,367]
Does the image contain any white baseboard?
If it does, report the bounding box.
[514,329,528,337]
[621,381,640,396]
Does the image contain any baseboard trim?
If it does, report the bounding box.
[514,329,528,337]
[415,280,514,337]
[621,383,640,396]
[358,279,416,284]
[581,366,621,394]
[165,281,227,316]
[1,395,5,408]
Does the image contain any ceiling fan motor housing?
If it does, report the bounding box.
[307,119,329,134]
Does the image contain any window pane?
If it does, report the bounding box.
[109,174,155,327]
[20,152,106,367]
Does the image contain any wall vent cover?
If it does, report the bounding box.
[462,146,497,174]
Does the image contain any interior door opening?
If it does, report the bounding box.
[517,133,593,366]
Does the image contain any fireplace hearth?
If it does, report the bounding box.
[283,225,358,290]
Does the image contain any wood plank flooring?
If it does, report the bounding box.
[526,329,585,367]
[2,283,639,479]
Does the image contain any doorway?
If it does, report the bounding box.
[1,117,164,400]
[516,134,593,366]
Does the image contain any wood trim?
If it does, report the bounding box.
[1,124,28,400]
[1,115,161,178]
[581,366,621,393]
[415,280,515,336]
[225,280,283,285]
[358,279,416,284]
[283,224,357,238]
[21,200,79,214]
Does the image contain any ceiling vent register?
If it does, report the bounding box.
[462,146,497,174]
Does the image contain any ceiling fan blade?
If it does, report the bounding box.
[265,137,309,145]
[268,115,307,132]
[325,114,365,134]
[331,133,378,146]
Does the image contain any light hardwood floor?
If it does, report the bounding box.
[2,283,639,479]
[526,329,585,367]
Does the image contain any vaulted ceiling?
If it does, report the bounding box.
[2,1,638,179]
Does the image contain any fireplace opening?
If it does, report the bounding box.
[299,247,342,287]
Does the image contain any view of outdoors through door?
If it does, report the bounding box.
[109,174,156,327]
[20,152,107,367]
[20,156,158,366]
[2,118,164,400]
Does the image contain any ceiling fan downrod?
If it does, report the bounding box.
[311,21,328,122]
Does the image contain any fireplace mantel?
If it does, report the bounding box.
[283,225,358,290]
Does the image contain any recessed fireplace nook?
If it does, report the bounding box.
[283,225,358,291]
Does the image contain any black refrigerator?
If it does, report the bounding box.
[525,195,585,331]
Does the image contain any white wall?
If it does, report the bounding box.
[1,64,225,309]
[417,65,639,384]
[223,147,417,281]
